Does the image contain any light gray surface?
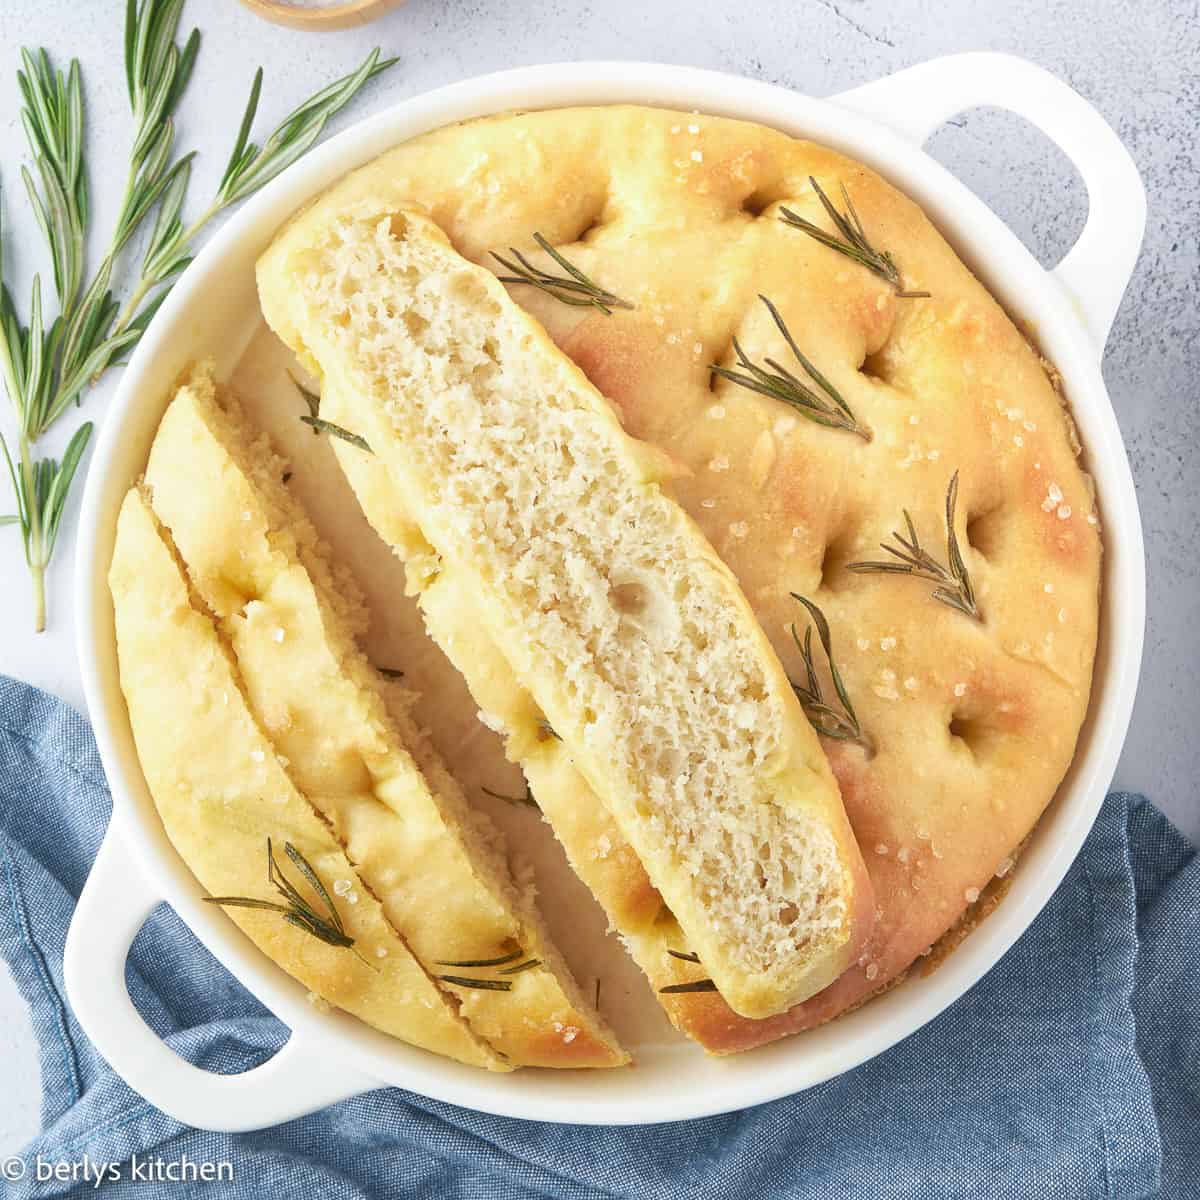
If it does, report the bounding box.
[0,0,1195,1157]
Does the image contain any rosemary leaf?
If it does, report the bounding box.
[482,782,540,810]
[437,975,513,992]
[498,958,542,976]
[780,176,930,299]
[300,415,372,452]
[667,949,701,963]
[436,949,523,968]
[711,295,871,440]
[660,979,718,994]
[492,233,632,315]
[848,471,980,620]
[375,666,405,679]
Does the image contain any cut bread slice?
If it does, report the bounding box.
[317,440,871,1051]
[109,486,502,1068]
[258,205,874,1018]
[141,365,627,1069]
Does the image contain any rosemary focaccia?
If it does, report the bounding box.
[257,104,1101,1044]
[139,364,627,1069]
[258,206,874,1021]
[109,487,501,1069]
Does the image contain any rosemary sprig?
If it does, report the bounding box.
[788,594,873,755]
[205,839,373,968]
[292,375,372,451]
[482,782,540,811]
[660,979,718,994]
[780,176,930,299]
[710,295,871,440]
[491,233,632,315]
[848,472,980,620]
[299,415,373,452]
[0,4,395,630]
[499,958,542,975]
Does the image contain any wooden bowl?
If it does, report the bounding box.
[239,0,406,31]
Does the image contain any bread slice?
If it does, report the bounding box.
[141,365,627,1069]
[258,205,873,1018]
[109,486,501,1068]
[316,441,872,1051]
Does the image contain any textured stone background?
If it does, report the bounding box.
[0,0,1195,1155]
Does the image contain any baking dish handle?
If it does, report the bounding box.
[64,818,378,1132]
[831,52,1146,351]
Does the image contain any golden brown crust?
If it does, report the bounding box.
[109,487,503,1070]
[258,104,1100,1049]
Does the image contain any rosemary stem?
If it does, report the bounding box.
[109,199,220,341]
[18,433,46,632]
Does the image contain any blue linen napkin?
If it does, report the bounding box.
[0,673,1196,1200]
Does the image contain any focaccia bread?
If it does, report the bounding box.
[140,365,627,1069]
[257,105,1101,1037]
[259,207,875,1021]
[109,487,501,1069]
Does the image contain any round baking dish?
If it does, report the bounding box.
[66,53,1146,1130]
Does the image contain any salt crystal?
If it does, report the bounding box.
[875,843,889,856]
[729,521,749,539]
[904,676,919,692]
[953,682,967,697]
[333,879,353,897]
[375,946,389,959]
[700,498,717,509]
[1041,482,1064,512]
[1044,582,1054,594]
[1058,607,1068,624]
[709,455,730,472]
[687,122,699,134]
[708,404,726,419]
[897,846,911,864]
[995,857,1014,878]
[690,149,703,163]
[965,887,980,903]
[693,341,703,355]
[865,963,879,981]
[1057,504,1072,520]
[272,627,285,644]
[856,637,870,652]
[880,636,897,651]
[250,749,265,763]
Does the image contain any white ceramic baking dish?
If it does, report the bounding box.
[65,53,1146,1131]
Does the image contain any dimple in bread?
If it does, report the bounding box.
[140,365,627,1069]
[258,206,874,1019]
[109,486,502,1069]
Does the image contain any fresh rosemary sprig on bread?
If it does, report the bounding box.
[300,415,373,452]
[0,0,394,630]
[780,176,930,299]
[710,295,871,440]
[435,946,540,990]
[291,375,372,451]
[205,838,373,968]
[788,594,874,755]
[848,471,981,620]
[491,233,633,315]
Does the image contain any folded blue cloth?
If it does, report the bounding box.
[0,675,1196,1199]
